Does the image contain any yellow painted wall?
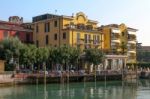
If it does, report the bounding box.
[102,24,137,63]
[68,30,103,50]
[33,12,103,50]
[103,27,111,50]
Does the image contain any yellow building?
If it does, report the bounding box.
[100,24,137,63]
[32,12,104,50]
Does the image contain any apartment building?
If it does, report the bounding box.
[33,12,104,50]
[100,24,137,63]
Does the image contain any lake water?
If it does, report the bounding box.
[0,80,150,99]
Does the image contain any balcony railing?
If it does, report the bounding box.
[112,28,121,34]
[128,38,136,41]
[64,24,98,31]
[128,40,136,44]
[128,50,136,54]
[128,31,136,35]
[76,39,101,46]
[111,39,121,44]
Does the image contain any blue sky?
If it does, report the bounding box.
[0,0,150,45]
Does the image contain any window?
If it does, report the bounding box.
[84,34,87,43]
[3,31,8,38]
[111,33,115,38]
[63,32,66,39]
[15,32,20,37]
[54,34,57,40]
[97,35,100,43]
[87,34,91,43]
[46,35,49,45]
[54,20,58,27]
[26,34,30,42]
[77,33,80,43]
[93,35,96,44]
[45,22,50,32]
[84,34,91,43]
[36,40,39,47]
[122,32,125,36]
[36,25,39,33]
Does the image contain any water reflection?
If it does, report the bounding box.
[0,80,150,99]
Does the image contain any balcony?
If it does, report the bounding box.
[128,40,136,44]
[128,44,136,50]
[127,54,136,62]
[128,34,136,41]
[64,24,98,32]
[111,34,120,39]
[127,59,136,63]
[76,39,101,47]
[112,39,121,44]
[128,31,136,35]
[128,50,136,54]
[112,28,121,34]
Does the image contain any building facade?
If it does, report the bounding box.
[100,24,137,63]
[0,16,33,43]
[136,43,150,62]
[33,12,104,50]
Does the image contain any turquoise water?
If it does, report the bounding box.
[0,80,150,99]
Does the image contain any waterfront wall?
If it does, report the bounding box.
[14,74,122,84]
[140,71,150,79]
[0,74,14,84]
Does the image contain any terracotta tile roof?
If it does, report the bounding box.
[0,22,32,32]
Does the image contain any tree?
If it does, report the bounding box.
[50,47,62,70]
[0,37,23,70]
[69,47,81,70]
[84,48,104,82]
[36,47,49,70]
[85,48,104,66]
[59,45,72,70]
[19,44,37,70]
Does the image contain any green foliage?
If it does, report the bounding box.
[137,51,150,62]
[138,62,150,68]
[50,47,62,64]
[49,45,80,65]
[0,37,23,61]
[69,47,81,65]
[19,44,37,66]
[36,47,49,64]
[84,48,104,65]
[0,37,106,71]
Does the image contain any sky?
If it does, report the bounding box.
[0,0,150,45]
